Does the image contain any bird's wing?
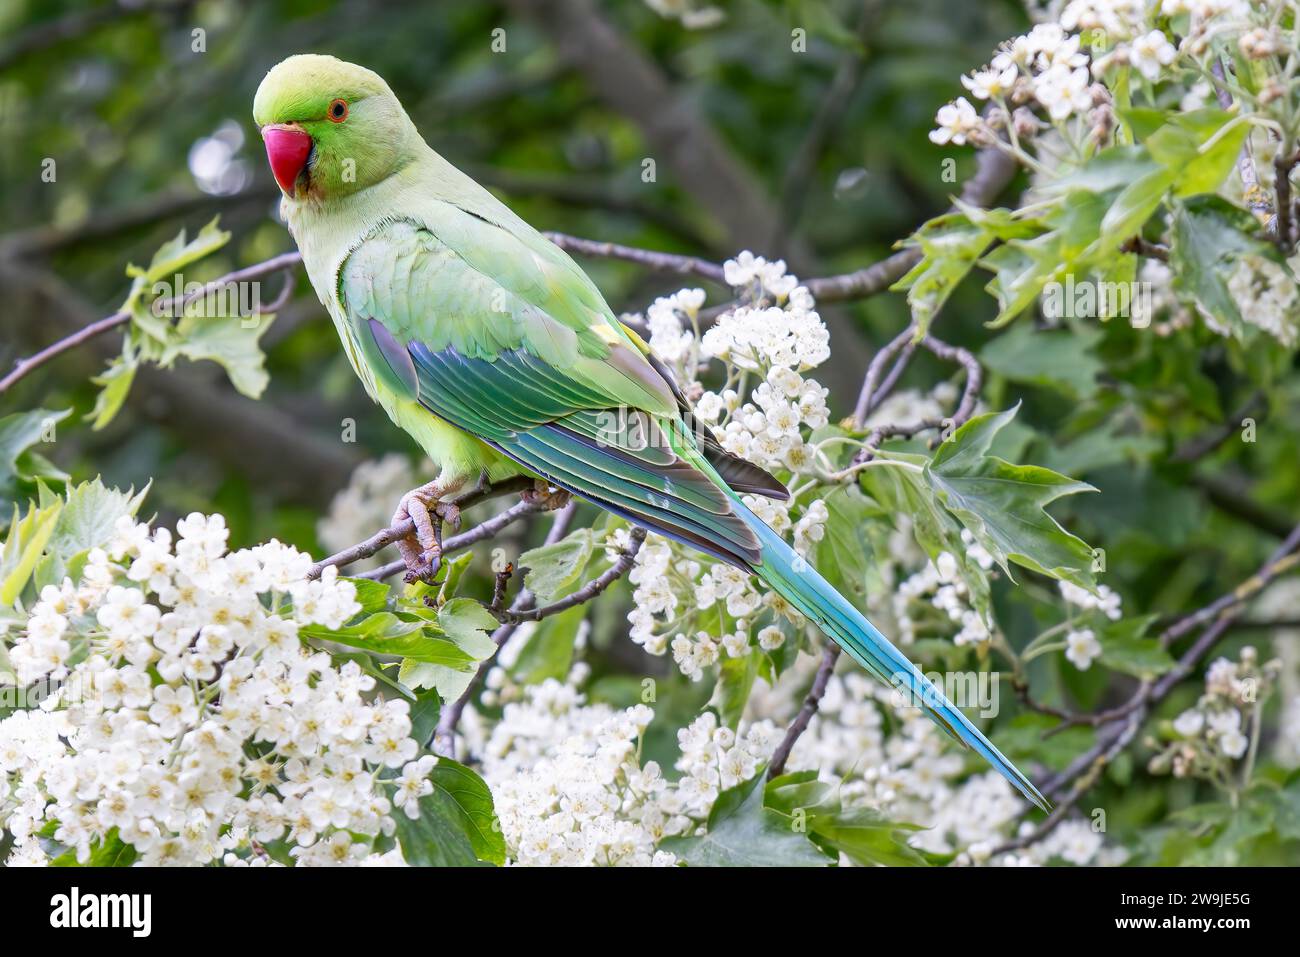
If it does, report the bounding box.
[338,211,764,566]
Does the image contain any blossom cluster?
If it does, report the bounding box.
[0,514,436,867]
[932,1,1269,150]
[468,679,778,865]
[1150,646,1281,781]
[892,530,998,648]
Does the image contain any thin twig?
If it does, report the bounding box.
[544,232,727,285]
[768,645,841,779]
[852,325,915,427]
[433,505,578,755]
[490,526,646,624]
[918,335,982,428]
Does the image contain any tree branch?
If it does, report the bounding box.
[490,526,646,624]
[433,505,578,755]
[307,476,538,580]
[544,233,726,284]
[768,645,841,779]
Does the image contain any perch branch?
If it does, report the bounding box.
[307,476,537,580]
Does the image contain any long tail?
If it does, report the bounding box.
[738,501,1050,812]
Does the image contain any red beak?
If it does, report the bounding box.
[261,125,313,195]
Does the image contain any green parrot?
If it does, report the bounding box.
[253,54,1048,812]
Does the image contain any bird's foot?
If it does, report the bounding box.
[394,477,465,583]
[522,479,571,511]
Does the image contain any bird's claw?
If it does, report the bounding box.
[393,481,464,584]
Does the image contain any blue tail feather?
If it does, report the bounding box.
[738,501,1050,812]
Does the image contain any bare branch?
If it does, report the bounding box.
[918,334,983,428]
[853,326,915,427]
[0,251,303,395]
[492,526,646,624]
[544,233,726,285]
[768,645,841,779]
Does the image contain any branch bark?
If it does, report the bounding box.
[768,645,841,779]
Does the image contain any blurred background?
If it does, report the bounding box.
[0,0,1030,550]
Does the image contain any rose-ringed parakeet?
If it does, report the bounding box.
[253,54,1048,812]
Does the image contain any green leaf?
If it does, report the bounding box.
[1097,615,1173,678]
[810,806,929,867]
[764,770,838,818]
[431,758,505,865]
[1145,108,1250,197]
[517,528,594,602]
[409,688,442,747]
[397,597,498,701]
[925,405,1096,589]
[981,240,1057,327]
[0,409,70,498]
[1098,166,1174,241]
[49,828,137,867]
[764,771,929,866]
[1169,196,1284,337]
[0,500,62,605]
[346,577,394,616]
[660,768,831,867]
[393,758,504,866]
[435,597,499,655]
[814,484,876,604]
[710,649,759,728]
[33,478,149,590]
[892,212,995,335]
[300,613,474,667]
[125,217,231,294]
[86,346,138,431]
[859,451,993,622]
[980,323,1104,400]
[167,311,275,399]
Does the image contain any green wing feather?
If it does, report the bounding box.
[338,212,765,566]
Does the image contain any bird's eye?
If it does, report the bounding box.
[328,99,348,123]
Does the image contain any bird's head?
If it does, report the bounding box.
[253,54,416,201]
